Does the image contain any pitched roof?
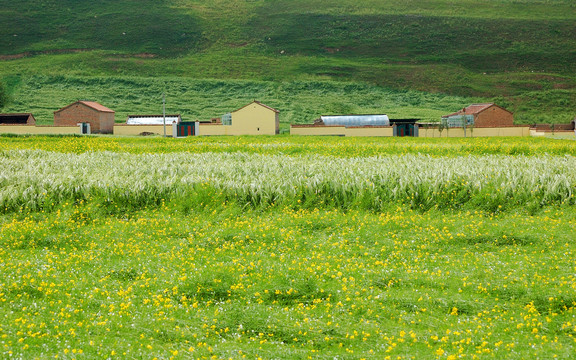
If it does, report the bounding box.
[79,101,114,113]
[55,101,115,113]
[233,101,279,113]
[443,103,512,117]
[462,103,496,114]
[0,113,35,124]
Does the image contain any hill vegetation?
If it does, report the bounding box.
[0,0,574,124]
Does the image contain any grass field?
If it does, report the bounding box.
[1,135,575,359]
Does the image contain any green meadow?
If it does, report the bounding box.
[1,0,576,358]
[1,135,576,359]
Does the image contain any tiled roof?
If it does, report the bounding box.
[443,103,512,118]
[462,103,495,115]
[79,101,115,113]
[55,101,115,113]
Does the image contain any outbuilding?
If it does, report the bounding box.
[443,103,513,128]
[54,101,115,134]
[114,114,193,137]
[199,101,279,136]
[0,113,36,125]
[291,114,396,137]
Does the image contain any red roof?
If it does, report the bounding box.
[80,101,114,113]
[443,103,511,117]
[55,101,114,114]
[233,101,279,113]
[462,103,496,114]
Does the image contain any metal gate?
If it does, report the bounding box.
[394,123,415,137]
[176,122,196,137]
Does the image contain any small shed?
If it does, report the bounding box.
[0,113,36,125]
[199,100,279,136]
[54,101,115,134]
[231,101,279,135]
[443,103,513,128]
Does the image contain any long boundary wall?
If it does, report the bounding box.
[114,124,170,136]
[198,124,233,136]
[418,126,530,138]
[0,125,80,135]
[290,125,394,137]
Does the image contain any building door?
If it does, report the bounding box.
[395,123,415,137]
[80,123,90,134]
[176,122,196,137]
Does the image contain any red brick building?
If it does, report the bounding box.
[444,103,514,128]
[54,101,114,134]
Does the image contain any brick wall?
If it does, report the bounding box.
[531,123,575,132]
[553,123,575,131]
[474,106,514,128]
[54,103,114,133]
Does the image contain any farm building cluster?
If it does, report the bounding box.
[0,100,574,138]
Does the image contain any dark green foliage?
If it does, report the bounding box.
[253,12,575,73]
[0,81,8,108]
[0,0,201,56]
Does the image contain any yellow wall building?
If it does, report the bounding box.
[199,101,279,136]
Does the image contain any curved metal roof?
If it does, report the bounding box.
[321,115,389,127]
[127,115,181,125]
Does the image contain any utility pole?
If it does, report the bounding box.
[162,92,166,137]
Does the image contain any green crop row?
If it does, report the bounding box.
[2,149,575,214]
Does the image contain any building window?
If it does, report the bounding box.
[221,113,232,126]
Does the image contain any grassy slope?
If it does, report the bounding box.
[0,0,575,124]
[1,75,473,126]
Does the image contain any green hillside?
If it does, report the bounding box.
[0,0,575,125]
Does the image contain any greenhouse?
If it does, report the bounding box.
[320,115,390,127]
[442,115,475,128]
[127,115,181,125]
